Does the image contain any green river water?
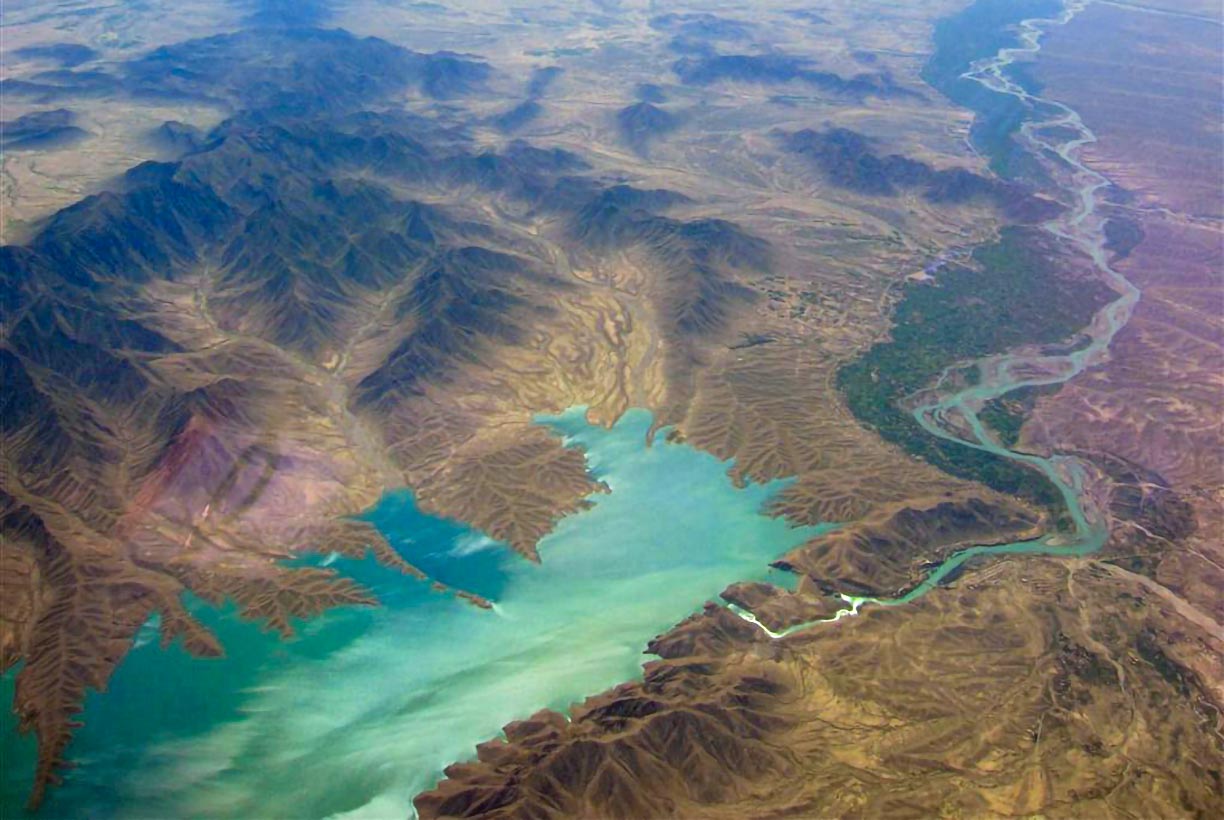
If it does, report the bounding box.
[875,0,1138,605]
[1,0,1143,815]
[1,409,830,817]
[738,0,1140,638]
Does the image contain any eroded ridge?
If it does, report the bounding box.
[0,26,779,807]
[418,559,1224,819]
[4,0,1220,814]
[424,1,1223,815]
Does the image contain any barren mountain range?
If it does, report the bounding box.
[2,0,1220,816]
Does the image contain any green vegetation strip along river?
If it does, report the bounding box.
[788,0,1144,624]
[837,228,1113,512]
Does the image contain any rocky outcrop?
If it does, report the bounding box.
[418,560,1224,819]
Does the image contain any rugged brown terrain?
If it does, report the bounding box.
[2,0,1221,815]
[0,0,1024,805]
[417,0,1224,817]
[418,558,1223,819]
[1021,0,1224,637]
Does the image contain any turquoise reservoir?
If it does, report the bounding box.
[1,408,828,818]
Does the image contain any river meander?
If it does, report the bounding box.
[722,0,1139,632]
[863,0,1139,608]
[1,1,1145,815]
[1,408,828,818]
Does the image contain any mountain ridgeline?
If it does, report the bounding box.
[2,27,491,108]
[673,53,911,98]
[781,127,1061,222]
[0,25,772,810]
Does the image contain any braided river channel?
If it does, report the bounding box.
[867,0,1137,606]
[1,1,1142,816]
